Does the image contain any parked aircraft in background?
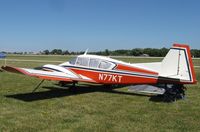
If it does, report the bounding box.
[1,44,197,102]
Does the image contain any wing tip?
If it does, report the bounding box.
[1,65,25,74]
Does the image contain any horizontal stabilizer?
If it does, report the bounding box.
[128,85,165,95]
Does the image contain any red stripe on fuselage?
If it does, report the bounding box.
[69,67,158,84]
[115,64,158,75]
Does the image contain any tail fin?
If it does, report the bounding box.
[160,44,197,84]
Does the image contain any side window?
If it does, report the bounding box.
[99,61,112,69]
[76,57,89,66]
[69,57,77,65]
[89,59,100,68]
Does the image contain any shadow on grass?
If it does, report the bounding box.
[149,95,165,102]
[5,84,152,102]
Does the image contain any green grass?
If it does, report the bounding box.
[0,55,200,131]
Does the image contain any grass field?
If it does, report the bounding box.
[0,55,200,131]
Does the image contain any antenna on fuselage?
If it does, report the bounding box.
[84,49,89,55]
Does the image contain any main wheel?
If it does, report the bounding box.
[163,84,185,102]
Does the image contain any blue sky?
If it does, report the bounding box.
[0,0,200,52]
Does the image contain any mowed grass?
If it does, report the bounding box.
[0,55,200,132]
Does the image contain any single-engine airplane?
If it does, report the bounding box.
[1,44,197,101]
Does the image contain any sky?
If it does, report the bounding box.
[0,0,200,52]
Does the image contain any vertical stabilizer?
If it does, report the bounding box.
[159,44,197,84]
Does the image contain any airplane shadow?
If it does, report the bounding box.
[5,84,155,102]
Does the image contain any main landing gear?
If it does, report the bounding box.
[162,84,186,102]
[58,81,78,91]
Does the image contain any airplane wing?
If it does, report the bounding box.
[1,66,96,83]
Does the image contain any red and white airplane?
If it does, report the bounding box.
[1,44,197,101]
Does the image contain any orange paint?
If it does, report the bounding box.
[70,68,158,84]
[115,64,158,75]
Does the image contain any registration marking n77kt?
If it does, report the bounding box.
[99,73,122,82]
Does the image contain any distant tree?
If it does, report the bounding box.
[113,49,129,56]
[79,51,85,55]
[191,49,200,57]
[57,49,62,55]
[152,48,160,57]
[105,49,110,56]
[143,48,152,56]
[131,48,143,56]
[143,48,161,57]
[43,50,50,55]
[62,50,70,55]
[94,51,103,55]
[70,51,76,55]
[160,48,169,57]
[26,47,200,57]
[51,49,56,54]
[51,49,62,55]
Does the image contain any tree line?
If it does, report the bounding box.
[2,48,200,57]
[40,48,200,57]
